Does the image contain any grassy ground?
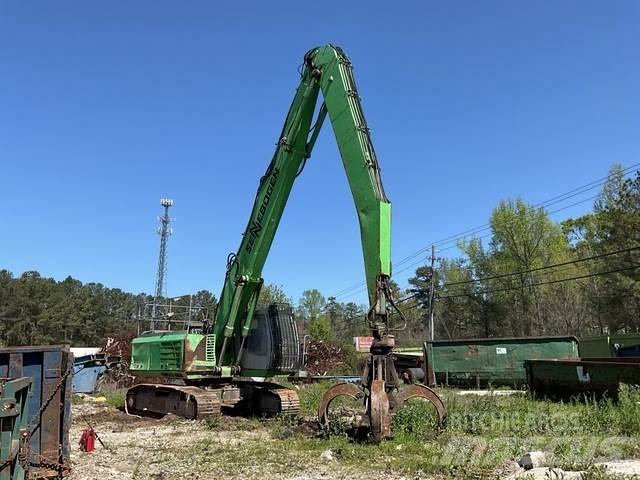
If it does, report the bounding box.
[263,383,640,478]
[70,384,640,479]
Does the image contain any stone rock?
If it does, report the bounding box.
[320,449,334,461]
[518,451,547,470]
[519,467,582,479]
[493,460,523,479]
[597,460,640,475]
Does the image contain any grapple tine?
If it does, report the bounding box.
[395,383,447,428]
[317,382,364,427]
[369,379,392,441]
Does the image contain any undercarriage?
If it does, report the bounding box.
[126,380,299,419]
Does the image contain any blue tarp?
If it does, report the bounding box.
[72,354,118,393]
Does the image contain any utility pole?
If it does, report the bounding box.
[428,244,436,341]
[152,198,174,331]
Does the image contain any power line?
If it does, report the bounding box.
[397,163,640,266]
[390,192,606,292]
[337,191,604,301]
[329,249,639,331]
[331,162,640,300]
[387,264,638,319]
[442,244,640,288]
[387,244,640,311]
[439,265,638,299]
[393,192,603,277]
[333,262,639,330]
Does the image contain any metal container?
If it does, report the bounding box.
[579,334,640,358]
[1,377,31,480]
[0,346,72,478]
[72,353,121,394]
[525,357,640,398]
[424,336,579,387]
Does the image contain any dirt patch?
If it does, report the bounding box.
[68,405,271,480]
[66,401,389,480]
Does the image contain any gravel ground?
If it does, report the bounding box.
[66,401,406,480]
[66,398,640,480]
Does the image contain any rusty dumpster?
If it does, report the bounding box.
[0,346,72,478]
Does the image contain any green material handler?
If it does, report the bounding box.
[127,45,445,441]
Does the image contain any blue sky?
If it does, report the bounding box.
[1,1,638,305]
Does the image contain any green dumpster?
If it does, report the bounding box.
[424,336,579,387]
[579,334,640,358]
[525,357,640,398]
[1,377,32,480]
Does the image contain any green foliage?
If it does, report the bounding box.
[204,415,220,430]
[564,165,640,333]
[392,399,441,438]
[103,391,125,409]
[297,289,326,324]
[614,384,640,435]
[333,342,361,375]
[141,384,640,480]
[307,316,333,342]
[0,271,146,346]
[257,283,292,308]
[408,165,640,339]
[296,382,336,414]
[0,270,217,347]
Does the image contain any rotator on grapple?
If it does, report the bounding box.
[126,44,446,440]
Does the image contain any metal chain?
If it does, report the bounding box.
[0,429,31,473]
[26,361,73,475]
[1,361,72,474]
[30,362,73,434]
[30,453,71,476]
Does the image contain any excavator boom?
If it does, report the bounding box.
[214,45,392,369]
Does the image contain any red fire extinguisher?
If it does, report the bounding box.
[79,427,97,452]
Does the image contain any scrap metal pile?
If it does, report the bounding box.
[102,331,136,365]
[305,340,347,376]
[95,332,137,390]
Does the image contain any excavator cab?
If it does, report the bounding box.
[234,303,301,374]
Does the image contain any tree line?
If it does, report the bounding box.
[0,272,217,347]
[1,164,637,348]
[408,164,640,341]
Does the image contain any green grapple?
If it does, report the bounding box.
[128,45,445,440]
